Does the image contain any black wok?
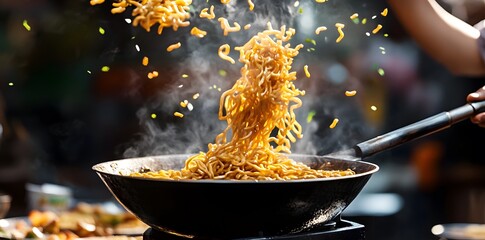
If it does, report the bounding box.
[92,101,484,239]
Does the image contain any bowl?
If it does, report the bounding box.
[0,193,11,218]
[26,183,72,213]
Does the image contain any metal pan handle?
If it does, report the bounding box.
[355,100,485,159]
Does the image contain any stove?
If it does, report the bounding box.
[142,219,365,240]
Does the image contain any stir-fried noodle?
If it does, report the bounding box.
[132,25,355,180]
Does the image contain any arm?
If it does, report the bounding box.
[387,0,485,76]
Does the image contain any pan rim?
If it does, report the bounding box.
[92,153,379,184]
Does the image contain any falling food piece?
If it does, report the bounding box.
[187,103,194,111]
[381,8,388,17]
[151,113,157,119]
[305,38,316,46]
[200,5,215,19]
[335,23,345,43]
[182,74,189,78]
[303,65,310,78]
[371,106,378,111]
[167,42,182,52]
[135,44,140,52]
[218,44,236,64]
[142,56,149,66]
[125,18,132,24]
[193,93,200,99]
[8,82,14,86]
[90,0,105,5]
[87,70,92,74]
[329,118,339,129]
[248,0,254,11]
[244,24,251,30]
[350,13,358,20]
[23,20,31,31]
[174,112,184,118]
[218,69,227,77]
[378,68,385,76]
[315,0,327,2]
[220,0,230,4]
[99,27,105,35]
[178,85,184,88]
[345,90,357,97]
[294,1,300,7]
[362,18,367,24]
[315,26,327,35]
[307,111,316,123]
[148,71,159,79]
[372,24,383,34]
[180,100,189,108]
[372,15,377,19]
[101,66,110,72]
[218,18,241,36]
[190,27,207,38]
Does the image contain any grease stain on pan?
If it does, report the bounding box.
[291,200,346,233]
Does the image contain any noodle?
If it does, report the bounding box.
[248,0,255,11]
[303,65,310,78]
[199,5,215,20]
[329,118,339,129]
[335,23,345,43]
[315,26,327,35]
[345,90,357,97]
[99,0,192,34]
[372,24,383,34]
[381,8,388,17]
[218,17,241,36]
[89,0,105,5]
[131,25,355,180]
[167,42,182,52]
[218,44,236,64]
[142,56,149,66]
[190,27,207,38]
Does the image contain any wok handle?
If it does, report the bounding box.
[355,100,485,159]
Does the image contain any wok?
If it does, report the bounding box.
[93,101,484,239]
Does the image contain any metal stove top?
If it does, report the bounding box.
[143,219,365,240]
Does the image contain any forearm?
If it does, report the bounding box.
[387,0,485,76]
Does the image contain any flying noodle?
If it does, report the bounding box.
[131,24,355,180]
[218,44,236,64]
[92,0,192,34]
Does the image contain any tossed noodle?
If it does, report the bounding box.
[98,0,192,34]
[132,25,355,180]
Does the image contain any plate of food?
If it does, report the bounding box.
[0,202,148,240]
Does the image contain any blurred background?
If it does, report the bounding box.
[0,0,484,239]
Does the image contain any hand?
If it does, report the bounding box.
[467,86,485,127]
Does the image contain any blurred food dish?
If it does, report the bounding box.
[0,202,148,240]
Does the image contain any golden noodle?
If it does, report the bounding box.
[345,90,357,97]
[199,5,216,20]
[131,25,355,180]
[329,118,339,129]
[315,26,327,35]
[304,65,310,78]
[335,23,345,43]
[218,17,241,36]
[167,42,182,52]
[248,0,255,11]
[190,27,207,38]
[101,0,192,34]
[218,44,236,64]
[372,24,383,34]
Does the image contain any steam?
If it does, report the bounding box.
[123,0,374,158]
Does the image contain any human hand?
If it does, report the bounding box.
[467,86,485,127]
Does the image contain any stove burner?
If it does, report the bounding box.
[143,219,365,240]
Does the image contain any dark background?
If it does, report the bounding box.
[0,0,484,239]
